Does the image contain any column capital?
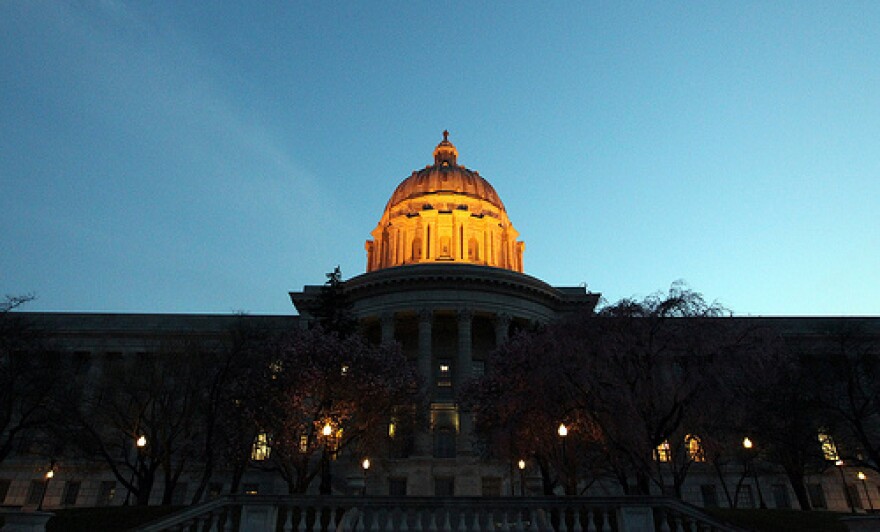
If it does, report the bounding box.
[457,307,475,324]
[418,307,433,324]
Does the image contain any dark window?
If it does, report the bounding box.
[389,478,407,497]
[62,481,81,506]
[738,485,755,508]
[434,477,454,497]
[73,351,91,375]
[97,481,116,506]
[700,485,718,508]
[0,479,10,504]
[433,428,456,458]
[481,477,502,497]
[208,482,224,499]
[472,360,485,378]
[172,483,188,505]
[27,480,45,506]
[847,484,863,510]
[807,483,827,509]
[771,484,791,509]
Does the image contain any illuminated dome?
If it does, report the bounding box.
[366,131,524,273]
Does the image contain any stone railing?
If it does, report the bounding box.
[132,495,744,532]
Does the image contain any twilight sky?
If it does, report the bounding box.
[2,2,878,316]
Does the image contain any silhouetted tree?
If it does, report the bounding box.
[0,295,63,466]
[253,327,420,494]
[313,266,358,338]
[468,283,777,499]
[809,322,880,475]
[58,339,212,505]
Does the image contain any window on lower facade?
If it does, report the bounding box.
[26,480,45,506]
[655,440,671,462]
[243,483,260,495]
[389,477,407,497]
[434,428,456,458]
[208,482,224,499]
[807,483,827,509]
[434,477,454,497]
[847,483,863,510]
[172,482,188,506]
[97,481,116,507]
[437,361,452,388]
[738,485,755,508]
[251,432,271,461]
[0,479,10,504]
[700,485,718,508]
[481,477,502,497]
[818,432,840,462]
[771,484,791,509]
[686,434,706,462]
[62,481,81,506]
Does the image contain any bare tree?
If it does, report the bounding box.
[0,295,64,466]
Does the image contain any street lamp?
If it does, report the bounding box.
[742,437,766,509]
[320,421,335,495]
[558,423,573,495]
[518,459,526,496]
[858,471,874,512]
[37,463,55,511]
[361,458,370,496]
[125,435,148,505]
[837,460,856,513]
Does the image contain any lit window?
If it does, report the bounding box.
[818,433,840,462]
[655,440,671,462]
[341,365,349,376]
[268,360,283,379]
[686,435,706,462]
[299,435,309,453]
[437,362,452,387]
[251,433,271,461]
[388,422,396,438]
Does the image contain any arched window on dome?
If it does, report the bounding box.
[412,237,422,261]
[468,237,480,262]
[439,236,452,259]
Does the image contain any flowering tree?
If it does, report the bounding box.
[253,327,421,494]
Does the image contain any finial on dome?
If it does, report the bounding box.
[434,130,458,166]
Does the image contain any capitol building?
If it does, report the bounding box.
[2,132,879,525]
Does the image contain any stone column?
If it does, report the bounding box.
[494,312,512,347]
[380,312,395,345]
[415,308,433,456]
[456,308,474,390]
[457,309,474,456]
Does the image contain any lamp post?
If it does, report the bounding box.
[742,437,767,509]
[836,460,856,513]
[37,462,55,511]
[558,423,571,495]
[361,458,370,496]
[125,435,147,505]
[518,459,526,496]
[858,471,873,512]
[320,421,334,495]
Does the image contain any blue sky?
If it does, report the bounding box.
[2,2,878,316]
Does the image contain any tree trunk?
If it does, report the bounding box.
[783,467,812,511]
